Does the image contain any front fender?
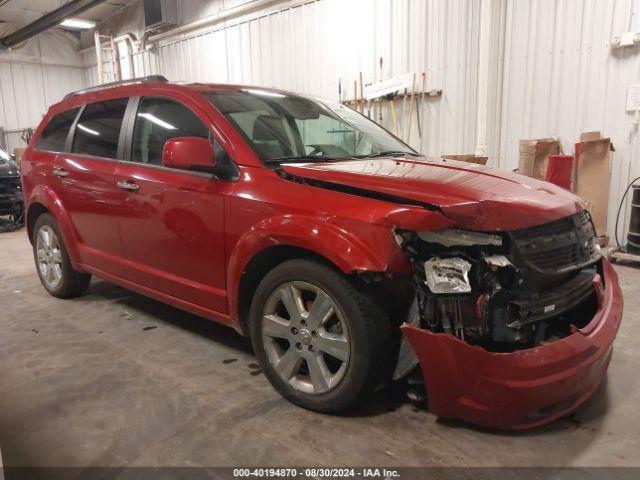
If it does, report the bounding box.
[27,185,81,263]
[226,214,408,323]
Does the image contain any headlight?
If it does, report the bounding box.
[424,257,472,294]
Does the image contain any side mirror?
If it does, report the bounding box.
[163,137,214,172]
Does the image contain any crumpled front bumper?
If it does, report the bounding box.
[401,258,623,430]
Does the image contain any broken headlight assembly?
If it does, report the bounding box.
[395,227,506,345]
[424,257,472,294]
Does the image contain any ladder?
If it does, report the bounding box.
[94,32,121,84]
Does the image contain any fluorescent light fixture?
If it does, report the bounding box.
[244,89,286,98]
[77,124,100,136]
[60,18,96,29]
[138,113,177,130]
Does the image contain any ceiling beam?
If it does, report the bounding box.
[0,0,108,49]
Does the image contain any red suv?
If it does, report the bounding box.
[20,76,622,429]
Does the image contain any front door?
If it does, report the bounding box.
[114,96,228,313]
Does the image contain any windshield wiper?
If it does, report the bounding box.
[265,155,343,165]
[357,151,422,159]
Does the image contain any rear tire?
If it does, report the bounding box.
[249,259,391,412]
[32,213,91,298]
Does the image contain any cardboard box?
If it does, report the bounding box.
[575,132,614,237]
[580,131,602,142]
[518,138,560,179]
[441,154,488,165]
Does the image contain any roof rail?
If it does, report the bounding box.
[63,75,169,100]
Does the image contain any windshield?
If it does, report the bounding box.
[0,146,11,164]
[203,89,417,163]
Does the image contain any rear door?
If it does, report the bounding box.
[54,98,130,274]
[114,95,228,313]
[26,107,81,217]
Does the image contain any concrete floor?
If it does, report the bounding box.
[1,227,639,469]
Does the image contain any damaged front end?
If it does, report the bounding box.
[397,210,602,352]
[393,210,623,429]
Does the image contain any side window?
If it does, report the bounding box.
[72,98,128,159]
[35,108,80,152]
[131,97,210,165]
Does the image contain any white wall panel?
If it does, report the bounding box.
[89,0,484,160]
[497,0,640,241]
[0,61,85,152]
[0,26,86,153]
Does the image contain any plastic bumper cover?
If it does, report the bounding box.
[401,258,623,430]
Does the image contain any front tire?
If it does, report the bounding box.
[249,259,391,412]
[32,213,91,298]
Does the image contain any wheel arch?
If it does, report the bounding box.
[235,244,341,335]
[26,186,81,262]
[26,202,50,243]
[227,214,413,334]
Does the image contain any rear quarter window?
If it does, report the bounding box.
[34,108,80,152]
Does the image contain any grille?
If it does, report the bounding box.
[507,270,596,327]
[510,211,599,273]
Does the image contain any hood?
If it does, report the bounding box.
[281,157,584,231]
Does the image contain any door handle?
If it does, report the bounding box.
[53,167,69,178]
[117,180,140,191]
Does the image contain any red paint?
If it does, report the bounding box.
[282,158,585,231]
[20,81,622,428]
[53,153,127,275]
[112,160,229,312]
[163,137,214,171]
[402,259,622,430]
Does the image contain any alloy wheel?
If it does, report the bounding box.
[36,225,63,289]
[261,281,350,395]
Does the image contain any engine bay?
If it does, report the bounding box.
[396,211,603,352]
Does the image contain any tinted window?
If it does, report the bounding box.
[131,97,210,165]
[35,108,79,152]
[72,99,128,159]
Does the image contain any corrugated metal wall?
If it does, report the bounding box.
[497,0,640,242]
[0,61,85,152]
[0,28,86,153]
[83,0,640,240]
[86,0,484,158]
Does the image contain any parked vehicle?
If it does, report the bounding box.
[20,77,622,429]
[0,146,23,223]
